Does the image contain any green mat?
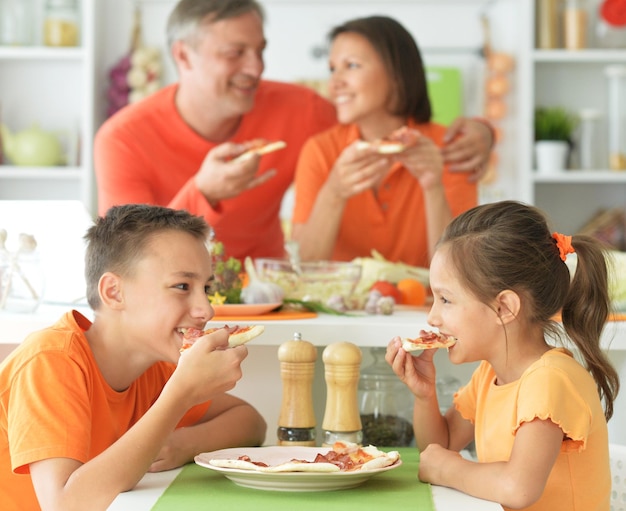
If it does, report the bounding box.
[151,447,433,510]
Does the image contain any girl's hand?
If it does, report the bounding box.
[418,443,463,484]
[325,142,390,200]
[385,336,438,399]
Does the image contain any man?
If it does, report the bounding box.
[94,0,493,261]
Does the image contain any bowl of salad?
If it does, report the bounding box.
[254,258,362,304]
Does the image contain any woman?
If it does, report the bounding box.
[291,16,478,266]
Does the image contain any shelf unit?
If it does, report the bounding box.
[520,2,626,235]
[0,0,96,214]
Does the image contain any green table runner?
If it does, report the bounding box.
[151,447,433,511]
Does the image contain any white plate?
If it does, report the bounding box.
[211,303,282,316]
[194,446,402,492]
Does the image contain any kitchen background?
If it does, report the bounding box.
[1,0,626,445]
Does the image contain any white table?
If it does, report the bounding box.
[106,466,503,511]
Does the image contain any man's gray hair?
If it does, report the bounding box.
[166,0,265,49]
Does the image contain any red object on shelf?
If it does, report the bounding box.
[601,0,626,27]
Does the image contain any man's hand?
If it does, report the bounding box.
[441,117,494,182]
[194,142,277,207]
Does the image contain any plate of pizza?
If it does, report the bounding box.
[194,442,401,492]
[211,303,282,317]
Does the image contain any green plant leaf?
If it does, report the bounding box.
[534,106,579,142]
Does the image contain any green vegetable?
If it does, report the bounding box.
[283,298,356,316]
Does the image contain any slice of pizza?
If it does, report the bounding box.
[208,442,399,474]
[233,139,287,162]
[331,441,400,471]
[355,139,406,154]
[179,325,265,352]
[401,329,457,352]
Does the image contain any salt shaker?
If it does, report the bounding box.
[321,341,363,446]
[277,332,317,446]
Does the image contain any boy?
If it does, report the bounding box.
[0,204,266,511]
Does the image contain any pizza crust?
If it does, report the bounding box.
[180,325,265,352]
[233,140,287,162]
[228,325,265,347]
[355,140,406,154]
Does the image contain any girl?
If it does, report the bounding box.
[386,200,619,510]
[291,16,485,266]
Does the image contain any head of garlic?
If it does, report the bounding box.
[241,257,285,304]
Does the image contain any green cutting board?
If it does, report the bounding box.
[426,67,464,125]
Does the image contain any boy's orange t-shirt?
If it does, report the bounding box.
[292,121,477,267]
[0,310,208,511]
[94,81,337,261]
[455,348,611,511]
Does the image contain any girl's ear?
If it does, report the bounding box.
[494,289,520,324]
[99,272,124,310]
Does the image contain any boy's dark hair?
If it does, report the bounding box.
[84,204,210,310]
[440,200,619,420]
[166,0,265,49]
[329,16,431,123]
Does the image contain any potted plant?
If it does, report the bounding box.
[534,106,579,173]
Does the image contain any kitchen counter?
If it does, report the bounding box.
[3,303,626,349]
[2,303,626,446]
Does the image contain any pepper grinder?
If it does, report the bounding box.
[321,341,363,446]
[277,332,317,446]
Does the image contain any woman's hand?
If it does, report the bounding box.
[324,142,391,200]
[393,132,444,190]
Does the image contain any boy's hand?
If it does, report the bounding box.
[174,330,248,406]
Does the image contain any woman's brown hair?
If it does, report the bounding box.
[329,16,432,123]
[439,200,619,420]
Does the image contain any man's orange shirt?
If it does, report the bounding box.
[94,81,337,260]
[292,122,477,267]
[0,311,208,511]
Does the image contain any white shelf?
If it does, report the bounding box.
[533,171,626,183]
[0,46,86,60]
[0,166,83,179]
[533,49,626,63]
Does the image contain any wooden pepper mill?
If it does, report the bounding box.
[277,332,317,446]
[321,341,363,446]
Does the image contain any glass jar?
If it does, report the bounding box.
[43,0,79,47]
[358,348,414,447]
[577,108,603,170]
[536,0,560,49]
[605,65,626,171]
[0,0,35,46]
[563,0,589,50]
[0,234,44,314]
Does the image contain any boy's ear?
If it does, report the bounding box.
[494,289,520,325]
[99,272,124,309]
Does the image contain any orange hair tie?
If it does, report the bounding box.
[552,232,574,261]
